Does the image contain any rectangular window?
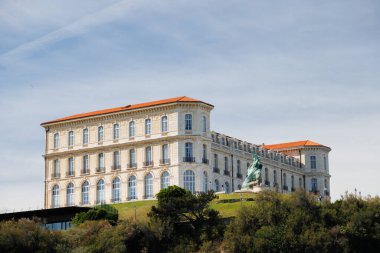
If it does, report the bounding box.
[145,119,151,135]
[185,114,192,130]
[162,144,169,160]
[161,116,168,132]
[214,154,218,168]
[323,156,327,170]
[53,159,59,177]
[83,129,89,145]
[129,121,135,137]
[311,178,318,192]
[129,149,136,167]
[310,156,316,169]
[83,155,89,173]
[54,133,59,149]
[68,157,74,176]
[68,131,74,147]
[113,151,120,168]
[113,124,119,140]
[98,126,104,142]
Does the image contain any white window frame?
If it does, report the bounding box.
[184,170,195,193]
[161,116,168,132]
[185,114,192,130]
[144,173,153,198]
[128,175,137,200]
[68,131,74,147]
[83,128,89,145]
[145,119,151,135]
[113,123,120,140]
[129,121,135,137]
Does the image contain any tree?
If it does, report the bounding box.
[72,204,118,226]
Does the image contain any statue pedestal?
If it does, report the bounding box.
[239,186,263,193]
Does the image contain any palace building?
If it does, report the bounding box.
[41,96,331,208]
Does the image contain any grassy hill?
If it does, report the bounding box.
[112,192,257,222]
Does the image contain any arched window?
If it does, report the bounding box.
[162,144,169,164]
[83,128,89,144]
[113,123,119,140]
[129,121,135,137]
[161,116,168,132]
[185,114,192,130]
[53,133,59,149]
[311,178,318,192]
[184,142,193,162]
[68,131,74,147]
[52,185,59,207]
[145,146,152,166]
[225,182,230,193]
[96,179,105,204]
[264,168,268,183]
[129,149,136,168]
[161,171,170,189]
[113,151,120,170]
[145,119,151,135]
[184,170,195,193]
[82,181,89,204]
[66,183,74,206]
[145,173,153,198]
[112,178,120,202]
[98,126,104,142]
[202,116,207,132]
[215,179,220,192]
[203,171,208,192]
[128,176,137,200]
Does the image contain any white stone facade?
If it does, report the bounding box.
[41,97,331,208]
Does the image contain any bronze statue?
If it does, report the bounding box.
[242,154,263,189]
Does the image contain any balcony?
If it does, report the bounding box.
[283,185,288,191]
[96,167,105,173]
[143,161,153,167]
[51,173,60,179]
[111,165,121,171]
[183,157,195,163]
[264,180,270,186]
[237,173,243,179]
[81,169,90,175]
[66,171,75,177]
[127,163,137,169]
[160,159,171,165]
[224,170,230,176]
[202,158,209,164]
[213,167,220,173]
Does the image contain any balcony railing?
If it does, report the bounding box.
[66,171,75,177]
[183,157,195,163]
[160,158,171,165]
[96,167,105,173]
[213,167,220,173]
[81,169,90,175]
[111,198,121,203]
[143,161,153,167]
[202,158,209,164]
[224,170,230,176]
[51,173,60,178]
[127,163,137,169]
[283,185,288,191]
[237,173,243,179]
[111,165,121,171]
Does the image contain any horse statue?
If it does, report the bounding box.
[242,154,263,189]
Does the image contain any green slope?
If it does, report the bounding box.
[112,192,257,222]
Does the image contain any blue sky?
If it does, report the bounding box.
[0,0,379,211]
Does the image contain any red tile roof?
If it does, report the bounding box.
[264,140,329,150]
[41,96,213,125]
